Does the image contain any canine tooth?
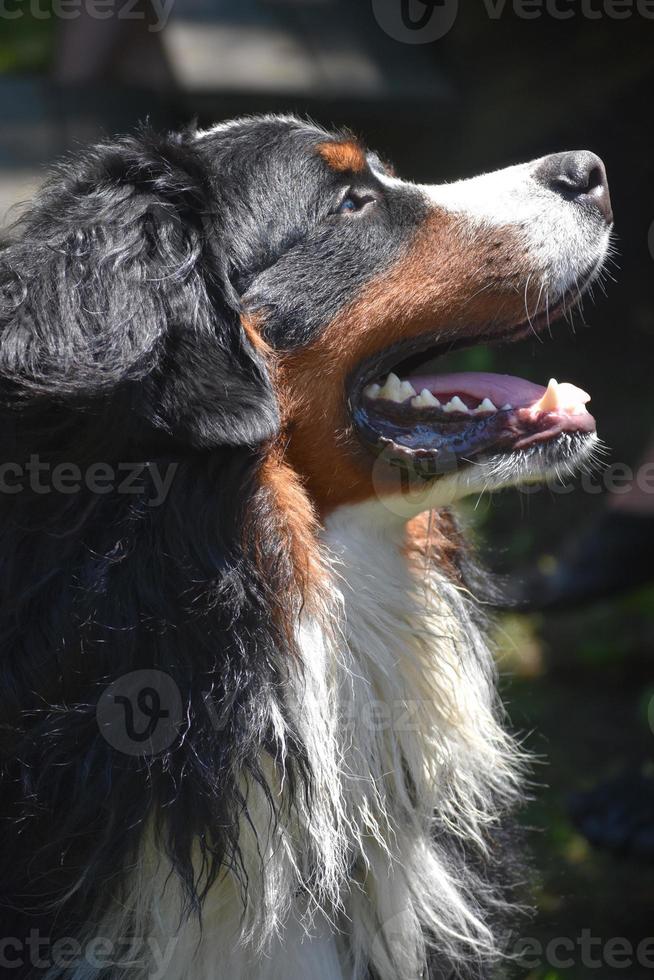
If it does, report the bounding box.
[364,383,381,399]
[535,378,561,413]
[475,397,498,414]
[399,380,417,400]
[532,378,591,414]
[443,396,470,414]
[501,403,512,411]
[378,372,404,402]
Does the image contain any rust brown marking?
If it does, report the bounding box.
[245,446,328,643]
[258,450,325,591]
[241,313,327,605]
[404,510,465,584]
[277,208,534,515]
[316,140,368,174]
[242,312,276,360]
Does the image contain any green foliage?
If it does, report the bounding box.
[0,10,55,73]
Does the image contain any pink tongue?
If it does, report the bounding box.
[408,371,546,408]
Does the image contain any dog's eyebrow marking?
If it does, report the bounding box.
[316,139,367,174]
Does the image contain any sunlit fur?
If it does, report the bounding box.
[0,116,611,980]
[69,506,523,980]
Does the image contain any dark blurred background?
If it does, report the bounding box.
[1,4,653,977]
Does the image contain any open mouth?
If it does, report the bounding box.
[349,297,597,475]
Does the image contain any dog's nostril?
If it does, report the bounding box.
[585,164,605,195]
[535,150,613,225]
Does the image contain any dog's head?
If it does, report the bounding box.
[198,115,612,519]
[234,119,611,515]
[0,115,612,521]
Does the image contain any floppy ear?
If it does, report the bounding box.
[0,131,280,451]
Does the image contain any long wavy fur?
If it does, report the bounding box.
[0,128,313,955]
[0,125,523,980]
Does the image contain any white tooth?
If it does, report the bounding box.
[557,383,591,413]
[410,389,441,409]
[534,378,561,413]
[364,383,381,399]
[378,372,404,402]
[399,380,417,401]
[531,378,591,415]
[411,389,441,409]
[501,403,512,411]
[420,388,440,407]
[475,397,498,414]
[443,396,470,414]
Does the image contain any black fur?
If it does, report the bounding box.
[0,119,345,968]
[0,116,459,975]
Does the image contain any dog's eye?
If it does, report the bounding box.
[338,196,359,213]
[335,191,377,215]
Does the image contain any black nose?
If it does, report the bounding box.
[535,151,613,224]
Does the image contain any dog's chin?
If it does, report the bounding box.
[454,430,601,494]
[364,431,600,522]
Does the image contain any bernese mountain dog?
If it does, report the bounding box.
[0,115,612,980]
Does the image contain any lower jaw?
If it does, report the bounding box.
[353,401,596,476]
[456,430,599,489]
[362,431,599,519]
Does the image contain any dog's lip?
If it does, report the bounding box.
[347,294,597,469]
[353,390,596,470]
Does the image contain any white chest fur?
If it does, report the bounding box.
[88,505,519,980]
[314,504,520,980]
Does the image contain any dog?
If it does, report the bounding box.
[0,115,612,980]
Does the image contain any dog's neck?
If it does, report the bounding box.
[308,501,520,979]
[87,501,520,980]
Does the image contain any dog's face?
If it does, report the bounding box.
[194,116,612,514]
